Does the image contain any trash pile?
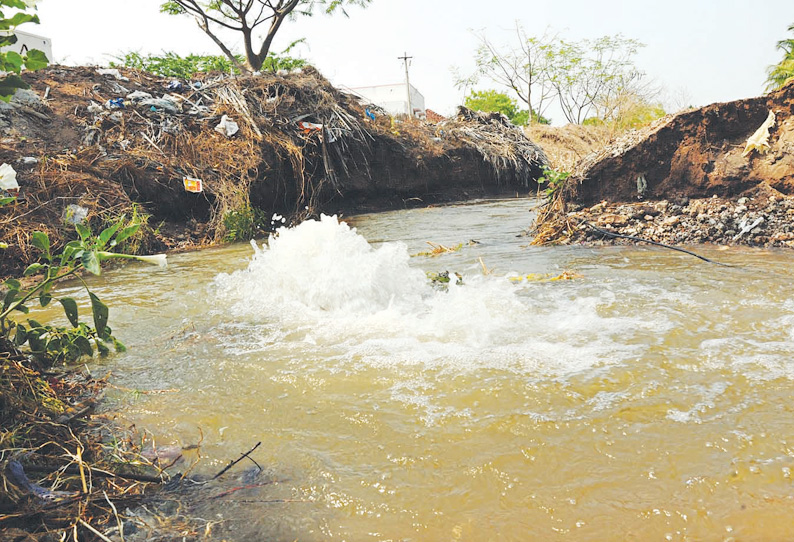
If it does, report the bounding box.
[530,184,794,248]
[0,65,548,277]
[439,107,550,186]
[0,66,545,275]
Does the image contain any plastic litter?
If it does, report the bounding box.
[166,80,184,91]
[192,81,202,90]
[140,97,180,115]
[298,121,323,134]
[126,90,153,103]
[215,114,240,137]
[96,68,129,82]
[0,163,19,192]
[733,216,764,240]
[742,110,775,157]
[87,101,104,114]
[183,176,203,193]
[161,118,181,134]
[17,157,38,166]
[106,97,125,109]
[365,108,376,121]
[62,204,88,225]
[187,104,211,116]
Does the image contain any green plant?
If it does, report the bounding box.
[102,203,155,255]
[0,0,49,101]
[463,89,549,126]
[111,48,307,78]
[112,51,245,78]
[766,23,794,91]
[1,219,167,363]
[537,166,571,200]
[222,204,268,242]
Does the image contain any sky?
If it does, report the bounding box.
[30,0,794,124]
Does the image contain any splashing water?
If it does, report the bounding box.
[214,214,643,378]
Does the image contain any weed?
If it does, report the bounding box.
[537,166,571,200]
[222,204,268,242]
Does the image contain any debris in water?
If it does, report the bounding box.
[509,271,583,283]
[427,270,463,286]
[414,241,464,257]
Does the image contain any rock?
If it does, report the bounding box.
[598,214,629,227]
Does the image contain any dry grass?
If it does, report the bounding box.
[0,339,165,540]
[524,123,612,172]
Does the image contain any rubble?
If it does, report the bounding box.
[536,185,794,249]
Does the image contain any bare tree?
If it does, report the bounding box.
[546,35,649,124]
[457,23,557,124]
[160,0,371,73]
[459,26,655,125]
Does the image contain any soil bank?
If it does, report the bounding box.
[532,80,794,248]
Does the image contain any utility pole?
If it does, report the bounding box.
[398,52,413,118]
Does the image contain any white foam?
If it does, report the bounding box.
[213,215,653,379]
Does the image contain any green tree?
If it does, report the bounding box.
[766,23,794,91]
[0,0,48,101]
[160,0,371,73]
[464,89,549,125]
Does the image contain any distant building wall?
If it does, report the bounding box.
[348,83,426,118]
[0,30,53,63]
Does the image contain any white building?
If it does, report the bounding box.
[0,30,53,63]
[346,83,426,118]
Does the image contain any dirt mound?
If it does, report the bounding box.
[566,81,794,205]
[524,123,611,171]
[0,66,548,277]
[529,81,794,248]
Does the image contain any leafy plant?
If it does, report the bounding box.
[111,47,306,78]
[766,23,794,92]
[463,89,549,126]
[537,166,571,200]
[222,203,268,242]
[102,203,156,255]
[1,219,167,364]
[0,0,49,101]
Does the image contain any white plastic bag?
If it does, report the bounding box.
[0,163,19,191]
[215,115,240,137]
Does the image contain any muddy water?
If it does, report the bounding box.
[49,199,794,541]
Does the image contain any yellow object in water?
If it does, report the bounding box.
[509,271,583,283]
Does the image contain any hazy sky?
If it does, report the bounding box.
[32,0,794,123]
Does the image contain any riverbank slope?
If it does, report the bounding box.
[531,80,794,247]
